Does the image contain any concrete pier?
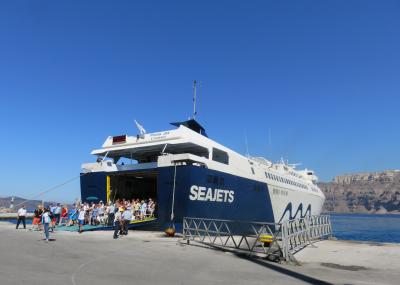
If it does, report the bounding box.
[0,212,34,219]
[0,222,398,285]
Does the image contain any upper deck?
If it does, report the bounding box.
[83,119,322,196]
[91,121,228,164]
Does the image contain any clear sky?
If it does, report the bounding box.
[0,1,399,202]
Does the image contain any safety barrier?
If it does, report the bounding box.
[182,215,332,262]
[281,215,332,261]
[182,217,283,260]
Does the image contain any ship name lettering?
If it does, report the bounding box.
[189,185,234,203]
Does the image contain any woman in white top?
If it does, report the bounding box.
[140,201,147,220]
[78,206,86,233]
[41,209,51,242]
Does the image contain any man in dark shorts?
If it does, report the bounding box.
[16,205,27,229]
[113,207,124,239]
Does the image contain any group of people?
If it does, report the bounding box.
[15,198,157,241]
[15,204,62,242]
[110,198,156,239]
[30,203,68,231]
[72,198,156,233]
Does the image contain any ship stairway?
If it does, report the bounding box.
[181,215,332,263]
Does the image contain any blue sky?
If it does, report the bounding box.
[0,1,399,202]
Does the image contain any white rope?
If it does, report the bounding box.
[13,172,88,209]
[170,164,177,223]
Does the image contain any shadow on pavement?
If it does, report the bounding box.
[184,242,334,285]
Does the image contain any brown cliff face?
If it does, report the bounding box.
[318,170,400,214]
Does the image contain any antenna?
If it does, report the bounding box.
[244,130,250,158]
[193,80,197,119]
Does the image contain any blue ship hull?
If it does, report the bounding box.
[80,165,275,231]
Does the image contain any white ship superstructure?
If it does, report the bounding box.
[81,118,325,226]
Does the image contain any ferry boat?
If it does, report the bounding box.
[80,118,325,229]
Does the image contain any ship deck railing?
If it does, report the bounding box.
[182,215,332,263]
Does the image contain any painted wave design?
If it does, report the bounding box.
[278,202,311,223]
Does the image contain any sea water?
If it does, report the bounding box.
[331,213,400,243]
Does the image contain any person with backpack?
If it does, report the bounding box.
[41,208,51,242]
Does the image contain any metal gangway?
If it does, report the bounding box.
[182,215,332,262]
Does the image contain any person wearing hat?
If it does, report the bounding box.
[113,207,124,239]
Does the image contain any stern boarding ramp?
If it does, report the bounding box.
[182,215,332,263]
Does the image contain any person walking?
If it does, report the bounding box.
[68,205,78,226]
[59,205,68,226]
[107,202,115,226]
[41,208,51,242]
[31,205,43,231]
[113,207,123,239]
[16,205,27,229]
[77,206,86,233]
[122,207,132,235]
[54,203,62,225]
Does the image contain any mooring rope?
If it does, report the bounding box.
[170,164,177,226]
[13,172,89,209]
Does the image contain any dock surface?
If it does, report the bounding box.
[0,222,398,285]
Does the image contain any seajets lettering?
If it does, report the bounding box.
[189,185,234,203]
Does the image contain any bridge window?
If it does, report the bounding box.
[251,167,255,175]
[213,176,219,184]
[207,175,224,186]
[212,148,229,165]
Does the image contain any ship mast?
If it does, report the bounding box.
[193,80,197,119]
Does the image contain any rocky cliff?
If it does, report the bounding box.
[319,170,400,214]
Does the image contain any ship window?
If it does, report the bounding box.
[265,172,268,179]
[251,167,255,175]
[207,175,213,184]
[254,184,263,192]
[220,177,225,186]
[213,176,219,184]
[212,148,229,165]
